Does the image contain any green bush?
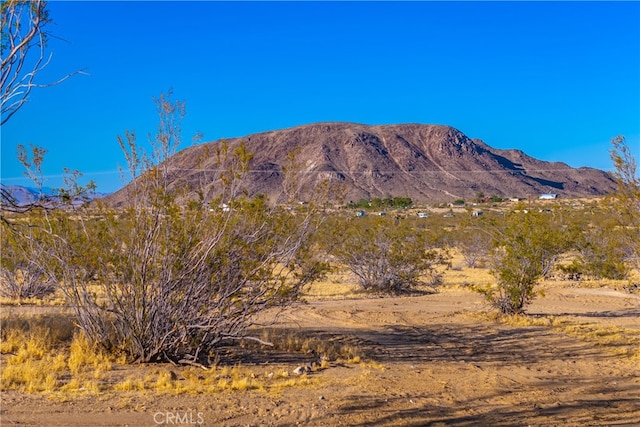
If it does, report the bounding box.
[484,210,567,314]
[347,196,413,210]
[566,225,630,280]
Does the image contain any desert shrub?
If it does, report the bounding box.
[346,198,371,209]
[563,224,630,280]
[0,221,56,300]
[347,196,413,210]
[609,136,640,273]
[555,262,584,281]
[483,210,568,314]
[455,228,492,268]
[8,92,327,366]
[0,265,55,300]
[321,216,449,294]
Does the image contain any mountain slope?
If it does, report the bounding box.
[108,123,617,205]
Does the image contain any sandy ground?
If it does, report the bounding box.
[1,284,639,426]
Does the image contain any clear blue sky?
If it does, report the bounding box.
[2,1,639,193]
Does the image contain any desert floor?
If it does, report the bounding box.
[1,280,639,426]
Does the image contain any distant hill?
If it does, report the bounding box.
[0,184,108,207]
[106,123,617,205]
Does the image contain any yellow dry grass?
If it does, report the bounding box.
[303,269,361,299]
[441,259,494,290]
[0,314,118,394]
[109,364,320,396]
[0,313,355,397]
[478,312,640,360]
[0,288,67,306]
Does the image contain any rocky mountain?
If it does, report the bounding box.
[108,123,617,205]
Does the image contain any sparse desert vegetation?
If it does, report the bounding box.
[3,190,640,425]
[2,0,638,425]
[1,97,639,425]
[2,264,639,425]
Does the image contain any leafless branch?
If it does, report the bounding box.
[1,0,87,125]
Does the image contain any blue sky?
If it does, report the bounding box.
[2,1,639,193]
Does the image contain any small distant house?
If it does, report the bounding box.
[539,193,558,200]
[209,202,230,212]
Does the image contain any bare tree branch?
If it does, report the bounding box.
[1,0,86,125]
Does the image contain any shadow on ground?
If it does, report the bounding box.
[254,319,639,426]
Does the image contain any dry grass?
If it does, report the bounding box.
[0,314,118,394]
[303,269,361,299]
[3,255,633,399]
[477,311,640,360]
[441,259,494,290]
[0,288,67,306]
[563,278,639,293]
[558,321,640,359]
[0,313,359,397]
[67,332,118,375]
[150,326,365,394]
[109,364,319,396]
[254,328,364,364]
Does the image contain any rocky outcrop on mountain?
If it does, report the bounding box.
[107,123,617,205]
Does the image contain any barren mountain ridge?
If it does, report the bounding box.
[109,123,616,205]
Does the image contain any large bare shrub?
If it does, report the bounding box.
[11,92,327,366]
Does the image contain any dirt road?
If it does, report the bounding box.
[2,285,639,426]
